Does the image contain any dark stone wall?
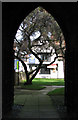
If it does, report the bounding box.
[2,18,14,115]
[2,2,78,118]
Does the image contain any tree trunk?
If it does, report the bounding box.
[14,55,43,85]
[29,61,43,82]
[24,79,32,85]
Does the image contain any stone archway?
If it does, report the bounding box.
[2,2,78,119]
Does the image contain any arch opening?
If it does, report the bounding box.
[13,6,66,118]
[13,6,66,84]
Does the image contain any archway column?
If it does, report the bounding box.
[65,47,78,118]
[2,33,14,117]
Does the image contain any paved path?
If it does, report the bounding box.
[7,86,64,118]
[14,85,64,95]
[17,94,60,118]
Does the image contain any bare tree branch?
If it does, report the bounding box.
[45,55,64,66]
[29,48,42,62]
[28,68,38,75]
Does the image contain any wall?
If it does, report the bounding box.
[35,61,64,79]
[14,72,26,85]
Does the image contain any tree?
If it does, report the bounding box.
[13,7,65,85]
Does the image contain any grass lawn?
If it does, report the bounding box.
[33,78,64,86]
[47,87,64,96]
[20,83,46,90]
[17,78,64,90]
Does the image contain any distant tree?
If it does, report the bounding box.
[13,7,65,85]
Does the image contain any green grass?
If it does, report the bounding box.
[47,87,64,96]
[18,78,64,90]
[20,83,46,90]
[32,78,64,86]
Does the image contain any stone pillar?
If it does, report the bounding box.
[65,50,74,111]
[2,42,14,117]
[71,50,78,118]
[2,26,14,117]
[65,48,78,118]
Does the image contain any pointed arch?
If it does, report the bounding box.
[14,6,66,84]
